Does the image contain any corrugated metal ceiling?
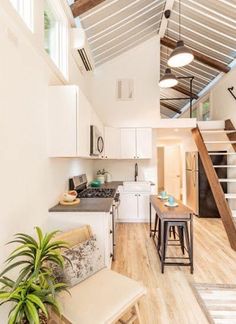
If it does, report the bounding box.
[80,0,165,65]
[160,0,236,118]
[72,0,236,118]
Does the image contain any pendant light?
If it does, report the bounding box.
[159,68,178,88]
[159,16,178,88]
[168,0,194,68]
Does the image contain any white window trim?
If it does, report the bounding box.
[44,0,68,79]
[9,0,34,31]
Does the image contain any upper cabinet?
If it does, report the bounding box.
[48,85,77,157]
[120,128,136,159]
[103,127,121,159]
[136,128,152,159]
[48,86,151,160]
[120,128,152,159]
[77,89,92,158]
[48,85,102,158]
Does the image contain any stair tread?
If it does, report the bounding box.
[205,141,236,143]
[201,130,236,134]
[213,165,236,167]
[219,179,236,182]
[209,152,236,155]
[225,194,236,198]
[231,210,236,218]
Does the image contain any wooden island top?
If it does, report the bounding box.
[150,195,194,220]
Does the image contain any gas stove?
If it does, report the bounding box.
[78,188,116,199]
[69,174,116,199]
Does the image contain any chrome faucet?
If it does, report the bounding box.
[135,163,138,182]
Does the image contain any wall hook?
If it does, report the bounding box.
[228,86,236,100]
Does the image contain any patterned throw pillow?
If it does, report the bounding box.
[52,235,104,287]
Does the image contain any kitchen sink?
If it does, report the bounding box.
[123,181,151,192]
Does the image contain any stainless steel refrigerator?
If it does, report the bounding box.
[186,151,227,218]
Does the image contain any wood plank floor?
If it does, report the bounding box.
[112,217,236,324]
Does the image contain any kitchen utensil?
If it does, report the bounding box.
[90,180,101,187]
[63,190,77,202]
[164,202,179,207]
[105,172,112,183]
[60,198,80,206]
[168,195,175,205]
[97,174,105,184]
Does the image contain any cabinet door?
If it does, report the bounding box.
[77,90,91,158]
[136,128,152,159]
[118,193,138,220]
[104,127,121,159]
[137,193,150,220]
[120,128,136,159]
[48,86,77,157]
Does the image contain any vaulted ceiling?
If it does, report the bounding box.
[69,0,236,118]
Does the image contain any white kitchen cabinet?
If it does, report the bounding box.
[48,85,103,158]
[120,128,152,159]
[120,128,136,159]
[103,127,121,159]
[77,90,91,158]
[48,86,77,157]
[118,193,138,220]
[137,193,150,220]
[48,210,113,268]
[136,128,152,159]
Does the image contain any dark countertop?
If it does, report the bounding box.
[49,197,114,213]
[49,181,122,213]
[49,181,155,213]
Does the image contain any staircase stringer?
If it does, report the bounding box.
[192,127,236,251]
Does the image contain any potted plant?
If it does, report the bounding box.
[0,227,69,323]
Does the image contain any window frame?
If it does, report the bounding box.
[9,0,34,31]
[44,0,68,79]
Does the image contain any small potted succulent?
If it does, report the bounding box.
[0,227,69,324]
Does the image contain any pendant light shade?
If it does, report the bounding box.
[159,68,178,88]
[168,40,194,68]
[167,0,194,68]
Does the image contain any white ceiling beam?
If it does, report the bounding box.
[158,0,175,38]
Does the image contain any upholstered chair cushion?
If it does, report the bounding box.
[52,235,104,287]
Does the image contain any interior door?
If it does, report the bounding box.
[164,145,181,199]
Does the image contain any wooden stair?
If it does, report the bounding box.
[192,121,236,251]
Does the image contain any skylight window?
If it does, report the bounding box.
[9,0,34,31]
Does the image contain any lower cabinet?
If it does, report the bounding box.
[48,211,113,268]
[118,192,150,222]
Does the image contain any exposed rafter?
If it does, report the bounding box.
[172,85,198,100]
[161,102,181,114]
[71,0,105,17]
[161,36,231,73]
[159,0,175,38]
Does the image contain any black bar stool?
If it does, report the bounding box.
[158,219,193,273]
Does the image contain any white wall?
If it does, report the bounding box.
[0,0,93,286]
[90,36,160,128]
[211,67,236,125]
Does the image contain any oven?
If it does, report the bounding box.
[111,193,120,261]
